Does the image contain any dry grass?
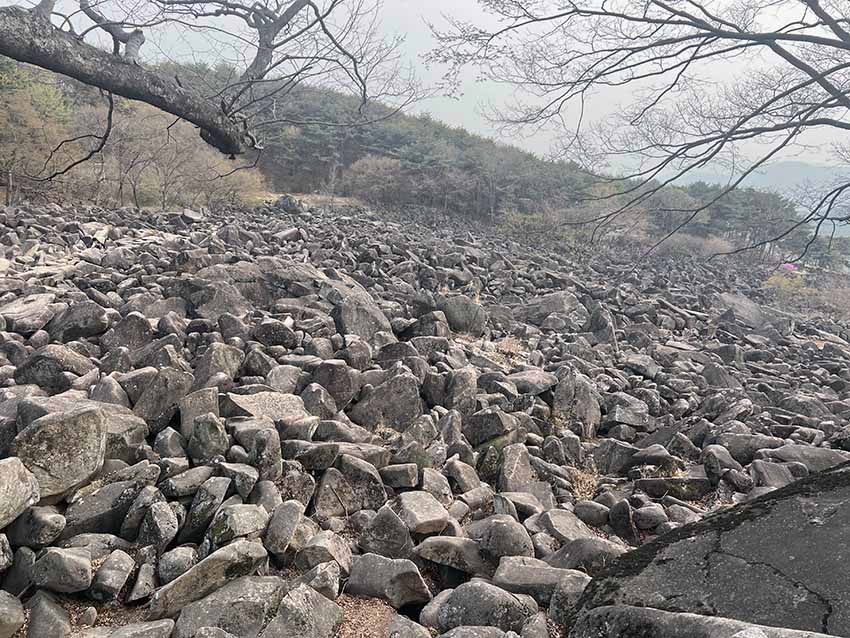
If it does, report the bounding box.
[495,337,525,357]
[653,233,734,258]
[336,594,396,638]
[9,594,149,638]
[453,334,529,370]
[548,618,565,638]
[10,607,28,638]
[68,597,147,636]
[635,464,686,479]
[566,466,599,501]
[252,191,367,210]
[296,193,366,209]
[773,280,850,322]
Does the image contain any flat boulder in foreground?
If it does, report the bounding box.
[570,462,850,637]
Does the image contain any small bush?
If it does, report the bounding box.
[653,233,734,258]
[763,271,805,293]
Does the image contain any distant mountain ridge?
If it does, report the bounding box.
[676,161,845,195]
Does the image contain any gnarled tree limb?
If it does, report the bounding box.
[0,5,253,155]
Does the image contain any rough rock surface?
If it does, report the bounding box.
[0,198,848,636]
[571,463,850,636]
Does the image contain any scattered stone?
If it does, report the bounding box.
[148,540,268,619]
[347,553,432,608]
[0,200,845,637]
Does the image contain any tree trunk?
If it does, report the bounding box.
[0,6,252,156]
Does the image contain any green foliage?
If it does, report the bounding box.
[764,271,804,292]
[2,56,848,274]
[0,57,266,209]
[255,85,594,220]
[0,61,72,202]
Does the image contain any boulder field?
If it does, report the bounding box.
[0,199,848,637]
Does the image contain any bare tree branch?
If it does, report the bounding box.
[33,92,115,182]
[433,0,850,255]
[0,0,417,161]
[0,5,253,155]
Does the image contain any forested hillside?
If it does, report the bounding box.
[258,85,593,220]
[0,59,264,209]
[1,57,847,269]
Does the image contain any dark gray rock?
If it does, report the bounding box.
[172,575,286,638]
[14,344,96,393]
[148,540,268,619]
[25,590,72,638]
[347,553,431,608]
[0,590,25,638]
[572,464,850,634]
[260,583,343,637]
[31,547,93,593]
[436,581,537,633]
[570,606,834,638]
[14,407,107,499]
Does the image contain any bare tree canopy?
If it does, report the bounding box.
[0,0,414,156]
[432,0,850,255]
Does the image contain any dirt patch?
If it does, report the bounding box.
[336,594,396,638]
[567,466,599,501]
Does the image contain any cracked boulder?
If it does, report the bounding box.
[13,407,108,499]
[172,576,287,638]
[570,463,850,636]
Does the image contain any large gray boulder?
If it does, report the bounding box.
[332,298,393,349]
[13,344,96,393]
[0,293,56,335]
[31,546,93,593]
[571,606,834,638]
[523,291,588,327]
[438,294,487,336]
[436,581,537,633]
[348,372,422,431]
[0,457,39,529]
[133,367,194,431]
[260,583,343,637]
[46,300,111,342]
[13,407,107,499]
[0,590,25,638]
[571,464,850,636]
[172,576,286,638]
[347,553,432,608]
[148,540,268,619]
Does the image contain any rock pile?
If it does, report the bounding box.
[0,199,848,637]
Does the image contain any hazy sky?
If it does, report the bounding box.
[82,0,552,151]
[378,0,554,154]
[0,0,586,156]
[5,0,837,168]
[377,1,837,169]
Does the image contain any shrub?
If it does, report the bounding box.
[654,233,735,258]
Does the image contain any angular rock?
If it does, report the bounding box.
[260,583,343,637]
[347,553,431,608]
[172,576,286,638]
[0,457,40,529]
[574,464,850,634]
[393,491,450,535]
[31,546,93,593]
[14,344,96,394]
[436,581,537,633]
[148,540,268,619]
[14,407,107,499]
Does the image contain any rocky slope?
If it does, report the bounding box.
[0,198,849,638]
